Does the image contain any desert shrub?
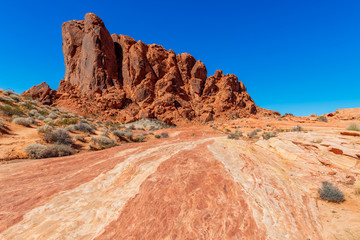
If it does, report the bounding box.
[22,100,37,109]
[9,94,20,102]
[155,134,161,138]
[354,187,360,196]
[247,130,258,138]
[43,118,54,125]
[100,128,110,137]
[44,129,73,145]
[3,90,14,96]
[225,129,231,133]
[73,123,94,133]
[227,130,243,140]
[318,181,345,203]
[161,132,169,138]
[12,117,33,127]
[25,143,73,159]
[35,114,45,120]
[96,120,103,125]
[74,135,86,142]
[91,136,116,149]
[148,131,154,135]
[312,138,323,143]
[0,96,15,104]
[255,128,262,132]
[49,112,58,119]
[0,104,24,116]
[37,124,54,134]
[310,113,317,117]
[65,125,76,132]
[0,118,4,129]
[317,116,328,122]
[346,123,360,131]
[135,134,146,142]
[262,131,277,140]
[56,118,78,126]
[39,109,49,116]
[291,125,303,132]
[28,109,39,116]
[25,143,48,159]
[48,144,74,157]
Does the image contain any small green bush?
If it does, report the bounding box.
[25,143,74,159]
[155,134,161,139]
[74,135,86,142]
[37,124,54,134]
[12,117,33,127]
[227,130,243,140]
[135,134,146,142]
[317,116,328,122]
[0,96,15,104]
[161,132,169,138]
[318,181,345,203]
[262,131,277,140]
[0,104,24,116]
[74,123,94,133]
[247,130,258,138]
[49,112,58,119]
[91,136,116,149]
[44,129,73,145]
[56,118,78,126]
[3,90,14,96]
[346,123,360,131]
[291,125,303,132]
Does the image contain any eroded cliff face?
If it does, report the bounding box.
[53,13,261,124]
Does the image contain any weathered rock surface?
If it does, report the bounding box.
[50,13,274,124]
[21,82,56,105]
[1,125,359,239]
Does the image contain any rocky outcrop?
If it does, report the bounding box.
[21,82,56,105]
[50,13,266,124]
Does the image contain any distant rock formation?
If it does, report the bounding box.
[21,82,56,105]
[25,13,277,124]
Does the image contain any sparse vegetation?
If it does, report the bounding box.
[74,135,86,143]
[155,134,161,138]
[56,118,78,126]
[161,132,169,138]
[73,123,94,133]
[262,131,277,140]
[317,116,328,122]
[135,134,146,142]
[312,138,323,143]
[44,129,73,145]
[346,123,360,131]
[12,117,33,127]
[291,125,303,132]
[0,104,24,116]
[227,130,243,140]
[310,113,317,117]
[318,181,345,203]
[49,112,58,119]
[25,143,74,159]
[354,187,360,196]
[37,124,54,134]
[91,136,116,149]
[247,130,258,138]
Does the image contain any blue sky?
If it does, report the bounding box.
[0,0,359,116]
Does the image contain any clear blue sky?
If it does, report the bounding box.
[1,0,359,116]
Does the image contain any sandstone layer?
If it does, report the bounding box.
[24,13,275,125]
[1,123,359,239]
[21,82,56,105]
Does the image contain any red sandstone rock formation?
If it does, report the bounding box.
[21,82,56,105]
[27,13,277,124]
